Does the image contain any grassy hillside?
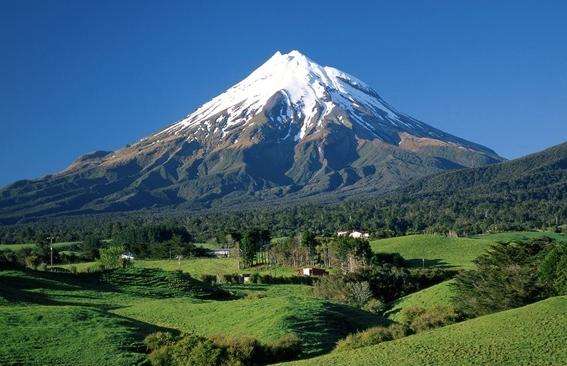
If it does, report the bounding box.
[0,305,148,366]
[371,232,565,269]
[286,296,567,366]
[0,267,381,361]
[371,234,492,268]
[386,280,455,322]
[114,284,382,356]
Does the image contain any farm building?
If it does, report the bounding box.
[211,248,231,257]
[301,267,328,277]
[337,230,370,239]
[120,252,135,261]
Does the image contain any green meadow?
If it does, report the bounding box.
[371,231,564,269]
[286,296,567,366]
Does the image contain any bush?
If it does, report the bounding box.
[313,275,348,303]
[200,274,216,285]
[539,243,567,296]
[267,334,302,363]
[345,281,373,308]
[335,324,409,352]
[454,238,553,316]
[401,305,462,333]
[145,331,176,351]
[146,332,301,366]
[363,298,387,315]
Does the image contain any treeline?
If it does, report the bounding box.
[0,196,564,245]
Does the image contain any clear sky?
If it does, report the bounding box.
[1,1,566,186]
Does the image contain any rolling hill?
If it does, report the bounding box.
[285,296,567,366]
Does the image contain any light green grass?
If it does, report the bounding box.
[386,280,455,322]
[61,257,297,277]
[0,241,78,251]
[286,296,567,365]
[0,305,148,366]
[0,267,380,359]
[113,284,382,356]
[371,234,493,268]
[371,232,565,269]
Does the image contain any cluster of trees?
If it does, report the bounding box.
[454,237,567,317]
[112,224,199,259]
[267,234,372,272]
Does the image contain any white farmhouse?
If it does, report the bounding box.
[337,231,370,239]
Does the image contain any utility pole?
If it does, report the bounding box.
[47,236,54,268]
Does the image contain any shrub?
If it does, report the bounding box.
[313,275,348,302]
[335,324,409,352]
[345,281,373,308]
[145,331,176,351]
[200,274,216,285]
[147,332,301,366]
[454,238,553,316]
[539,243,567,296]
[250,272,261,284]
[363,298,387,315]
[401,305,462,333]
[268,334,302,363]
[99,245,126,269]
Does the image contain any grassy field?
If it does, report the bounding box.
[285,296,567,365]
[371,231,565,269]
[371,234,493,268]
[0,266,381,362]
[0,305,148,366]
[62,257,298,277]
[114,284,382,356]
[386,280,455,322]
[0,241,78,251]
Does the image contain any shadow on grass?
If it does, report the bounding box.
[284,301,390,357]
[405,258,453,268]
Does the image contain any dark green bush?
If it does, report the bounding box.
[200,274,216,285]
[454,238,554,316]
[539,243,567,296]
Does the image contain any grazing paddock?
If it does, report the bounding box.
[286,296,567,365]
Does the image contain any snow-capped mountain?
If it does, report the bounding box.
[0,50,503,222]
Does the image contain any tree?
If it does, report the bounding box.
[238,229,271,268]
[99,245,126,269]
[539,243,567,296]
[300,230,317,264]
[81,234,103,260]
[454,238,553,317]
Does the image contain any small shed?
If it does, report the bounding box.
[212,248,231,257]
[120,252,135,261]
[242,273,252,284]
[301,267,328,277]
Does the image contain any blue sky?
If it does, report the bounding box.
[1,1,566,186]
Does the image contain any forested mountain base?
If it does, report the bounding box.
[0,142,565,243]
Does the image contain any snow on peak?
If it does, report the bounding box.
[163,50,410,140]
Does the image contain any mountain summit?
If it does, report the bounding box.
[0,50,503,222]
